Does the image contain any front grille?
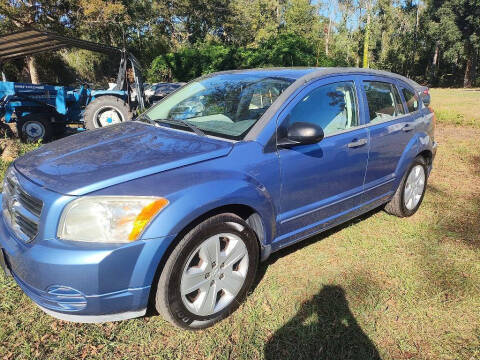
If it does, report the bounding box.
[2,167,43,242]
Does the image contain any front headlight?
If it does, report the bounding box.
[57,196,168,243]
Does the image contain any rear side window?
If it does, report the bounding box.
[402,88,420,112]
[287,81,358,136]
[364,81,405,123]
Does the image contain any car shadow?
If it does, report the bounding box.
[252,207,383,290]
[264,285,382,360]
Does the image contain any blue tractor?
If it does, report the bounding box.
[0,29,145,142]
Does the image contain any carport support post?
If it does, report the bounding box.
[0,61,5,81]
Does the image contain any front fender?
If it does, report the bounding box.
[134,176,276,290]
[142,176,276,246]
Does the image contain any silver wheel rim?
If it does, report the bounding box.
[180,232,249,316]
[23,121,45,140]
[404,164,425,210]
[93,106,124,128]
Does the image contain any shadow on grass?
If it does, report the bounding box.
[427,184,480,248]
[253,207,383,289]
[264,285,381,360]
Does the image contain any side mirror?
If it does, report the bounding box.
[277,121,324,147]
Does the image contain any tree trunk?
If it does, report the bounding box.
[26,56,40,84]
[363,10,371,68]
[325,8,332,56]
[430,42,439,84]
[463,42,477,88]
[412,4,420,71]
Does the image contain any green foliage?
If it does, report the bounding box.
[0,0,479,88]
[61,50,118,86]
[148,42,236,82]
[148,33,333,83]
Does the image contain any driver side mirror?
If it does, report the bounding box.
[277,121,325,147]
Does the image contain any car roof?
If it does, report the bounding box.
[209,67,421,88]
[242,67,423,141]
[210,68,317,80]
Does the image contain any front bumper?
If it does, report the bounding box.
[0,195,175,322]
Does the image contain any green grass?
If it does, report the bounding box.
[430,88,480,128]
[0,91,480,359]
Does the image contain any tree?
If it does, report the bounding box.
[0,0,78,83]
[225,0,281,45]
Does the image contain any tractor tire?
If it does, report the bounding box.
[17,114,53,143]
[84,96,132,130]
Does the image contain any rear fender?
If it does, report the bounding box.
[394,131,433,188]
[89,90,127,103]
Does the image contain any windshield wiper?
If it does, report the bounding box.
[154,118,206,137]
[136,113,156,125]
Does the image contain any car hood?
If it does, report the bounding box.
[14,122,233,195]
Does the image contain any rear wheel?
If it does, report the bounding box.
[155,213,259,330]
[84,96,132,130]
[384,156,428,217]
[16,115,53,143]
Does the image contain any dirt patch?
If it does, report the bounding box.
[435,124,480,140]
[0,139,19,162]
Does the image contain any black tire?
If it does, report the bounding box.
[16,114,53,143]
[155,213,259,330]
[83,95,132,130]
[0,122,15,139]
[384,156,428,217]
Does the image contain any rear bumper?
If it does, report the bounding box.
[0,196,175,322]
[429,140,438,174]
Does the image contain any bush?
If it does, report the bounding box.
[147,32,333,83]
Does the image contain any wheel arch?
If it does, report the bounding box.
[418,149,433,168]
[155,203,269,271]
[89,91,128,103]
[394,132,434,187]
[145,202,269,313]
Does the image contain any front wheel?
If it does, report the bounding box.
[17,115,53,143]
[155,213,259,330]
[83,96,132,130]
[384,156,428,217]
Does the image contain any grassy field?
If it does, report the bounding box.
[429,88,480,128]
[0,89,479,359]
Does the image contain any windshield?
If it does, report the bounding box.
[145,74,294,140]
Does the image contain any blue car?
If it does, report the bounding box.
[0,68,437,329]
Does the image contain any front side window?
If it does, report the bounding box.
[402,88,420,112]
[364,81,405,123]
[286,81,358,136]
[145,74,293,140]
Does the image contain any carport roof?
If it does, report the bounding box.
[0,28,122,62]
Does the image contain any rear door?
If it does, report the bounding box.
[360,76,416,203]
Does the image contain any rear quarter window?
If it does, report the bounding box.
[402,88,420,112]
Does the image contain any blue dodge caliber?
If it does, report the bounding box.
[0,68,437,329]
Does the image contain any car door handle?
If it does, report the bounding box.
[347,138,368,148]
[402,124,414,132]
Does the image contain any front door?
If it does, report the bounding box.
[275,77,369,246]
